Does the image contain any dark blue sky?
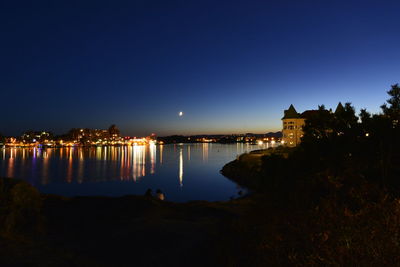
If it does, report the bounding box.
[1,0,399,136]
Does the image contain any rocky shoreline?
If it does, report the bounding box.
[220,147,286,192]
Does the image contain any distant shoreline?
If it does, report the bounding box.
[2,141,278,148]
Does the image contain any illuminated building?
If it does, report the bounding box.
[282,105,305,147]
[282,103,344,147]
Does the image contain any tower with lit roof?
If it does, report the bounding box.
[282,104,305,147]
[282,103,344,147]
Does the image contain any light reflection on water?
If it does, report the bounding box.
[179,148,183,187]
[0,143,274,202]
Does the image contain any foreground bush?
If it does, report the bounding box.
[0,178,43,236]
[215,174,400,266]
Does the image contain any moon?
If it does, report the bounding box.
[178,111,184,117]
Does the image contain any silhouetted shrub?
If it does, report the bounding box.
[0,178,43,236]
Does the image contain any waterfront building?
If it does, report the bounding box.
[282,103,344,147]
[282,104,305,147]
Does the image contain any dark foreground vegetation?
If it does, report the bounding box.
[0,177,247,267]
[221,84,400,265]
[1,84,400,266]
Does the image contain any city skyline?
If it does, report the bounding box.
[2,1,399,136]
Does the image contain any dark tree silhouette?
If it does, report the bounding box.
[297,84,400,190]
[381,83,400,126]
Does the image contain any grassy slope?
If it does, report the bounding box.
[220,149,400,266]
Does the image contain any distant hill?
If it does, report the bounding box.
[264,131,282,138]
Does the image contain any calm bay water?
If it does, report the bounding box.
[0,143,273,202]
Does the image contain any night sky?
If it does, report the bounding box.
[1,1,399,136]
